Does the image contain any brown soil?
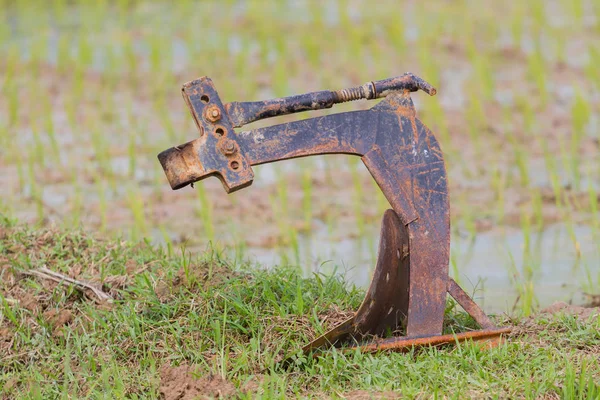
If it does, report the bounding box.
[154,261,242,302]
[43,309,73,332]
[540,301,600,320]
[159,363,236,400]
[511,302,600,350]
[584,293,600,307]
[340,391,400,400]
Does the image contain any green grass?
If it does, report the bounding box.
[1,1,600,395]
[1,218,600,398]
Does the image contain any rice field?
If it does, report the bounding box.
[1,0,599,317]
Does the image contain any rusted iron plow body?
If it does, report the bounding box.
[157,73,511,354]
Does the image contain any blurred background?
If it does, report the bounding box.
[1,0,599,314]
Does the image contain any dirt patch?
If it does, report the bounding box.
[154,262,241,302]
[159,363,236,400]
[0,224,155,351]
[43,309,73,333]
[584,294,600,308]
[511,302,600,352]
[341,390,400,399]
[0,327,13,353]
[541,301,600,321]
[18,292,41,313]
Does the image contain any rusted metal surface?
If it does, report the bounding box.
[225,72,436,128]
[302,209,409,352]
[158,77,253,193]
[343,327,512,354]
[447,278,495,330]
[157,73,511,355]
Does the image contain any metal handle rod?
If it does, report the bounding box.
[224,73,437,128]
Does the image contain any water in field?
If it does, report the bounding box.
[232,219,596,314]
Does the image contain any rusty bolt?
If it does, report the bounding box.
[220,139,237,156]
[205,105,221,122]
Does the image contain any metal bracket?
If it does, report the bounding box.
[158,77,253,193]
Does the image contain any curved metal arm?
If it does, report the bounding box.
[237,110,375,165]
[237,91,450,338]
[362,92,449,337]
[225,73,436,128]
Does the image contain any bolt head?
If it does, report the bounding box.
[220,139,237,156]
[205,106,221,122]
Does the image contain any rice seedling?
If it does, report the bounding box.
[195,184,215,245]
[542,139,564,209]
[503,107,530,184]
[587,176,599,241]
[96,180,108,232]
[461,199,478,241]
[158,224,174,258]
[526,45,548,107]
[301,166,313,231]
[449,252,461,285]
[126,186,149,241]
[29,31,49,79]
[565,0,585,25]
[26,152,44,223]
[584,45,600,88]
[272,58,289,98]
[12,147,26,192]
[90,125,110,177]
[423,97,450,151]
[2,42,19,90]
[76,35,93,76]
[551,28,567,64]
[288,224,300,267]
[128,133,137,179]
[515,95,535,135]
[464,86,485,156]
[69,183,84,229]
[56,34,73,76]
[349,159,366,237]
[530,188,544,232]
[268,172,300,267]
[469,50,495,102]
[41,91,60,164]
[571,88,590,138]
[529,0,547,37]
[0,124,8,155]
[227,221,247,265]
[6,81,19,128]
[303,7,324,68]
[0,5,8,45]
[510,4,525,48]
[123,33,139,84]
[506,249,538,317]
[561,195,582,259]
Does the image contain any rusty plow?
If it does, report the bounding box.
[157,73,511,355]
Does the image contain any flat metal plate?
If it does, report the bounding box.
[345,327,512,353]
[302,209,409,351]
